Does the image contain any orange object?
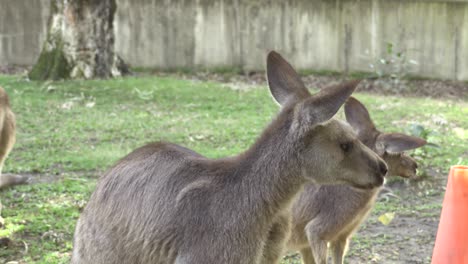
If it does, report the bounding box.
[432,165,468,264]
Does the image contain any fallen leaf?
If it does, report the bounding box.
[378,212,395,226]
[85,101,96,108]
[453,127,468,140]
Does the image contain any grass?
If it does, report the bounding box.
[0,74,467,263]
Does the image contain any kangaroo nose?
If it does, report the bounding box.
[379,161,388,176]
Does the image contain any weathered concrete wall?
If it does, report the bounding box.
[0,0,50,65]
[1,0,468,80]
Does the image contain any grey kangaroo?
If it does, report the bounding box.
[0,87,28,226]
[283,97,427,264]
[71,51,387,264]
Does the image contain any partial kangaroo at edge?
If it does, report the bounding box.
[284,96,426,264]
[0,87,27,189]
[0,87,28,226]
[71,52,386,264]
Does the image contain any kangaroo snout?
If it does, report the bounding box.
[361,153,387,189]
[359,143,387,188]
[384,153,420,178]
[403,156,419,178]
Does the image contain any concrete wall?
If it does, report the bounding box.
[0,0,50,65]
[1,0,467,80]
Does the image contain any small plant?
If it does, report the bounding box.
[369,43,418,92]
[407,124,435,143]
[406,123,442,178]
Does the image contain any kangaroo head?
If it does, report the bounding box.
[266,51,386,189]
[345,97,427,178]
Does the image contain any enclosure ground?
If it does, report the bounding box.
[0,73,466,263]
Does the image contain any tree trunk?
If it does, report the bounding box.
[29,0,128,80]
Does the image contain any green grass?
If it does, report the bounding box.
[0,74,466,263]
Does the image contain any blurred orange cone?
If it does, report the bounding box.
[432,165,468,264]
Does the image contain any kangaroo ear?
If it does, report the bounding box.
[266,51,310,106]
[344,96,376,134]
[376,133,427,153]
[305,80,361,125]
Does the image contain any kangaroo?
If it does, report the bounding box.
[0,87,28,226]
[283,96,427,264]
[71,51,387,264]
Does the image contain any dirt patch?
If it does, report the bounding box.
[0,65,30,75]
[2,66,466,99]
[359,79,468,100]
[3,171,98,186]
[151,71,468,100]
[346,176,445,264]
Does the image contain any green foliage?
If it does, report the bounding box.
[0,74,466,263]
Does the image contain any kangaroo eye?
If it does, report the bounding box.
[340,142,353,153]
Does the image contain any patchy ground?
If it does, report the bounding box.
[3,64,467,99]
[0,72,466,263]
[345,172,445,264]
[275,168,445,264]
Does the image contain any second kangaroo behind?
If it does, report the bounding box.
[287,97,427,264]
[72,52,387,264]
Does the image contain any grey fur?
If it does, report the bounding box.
[72,52,386,264]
